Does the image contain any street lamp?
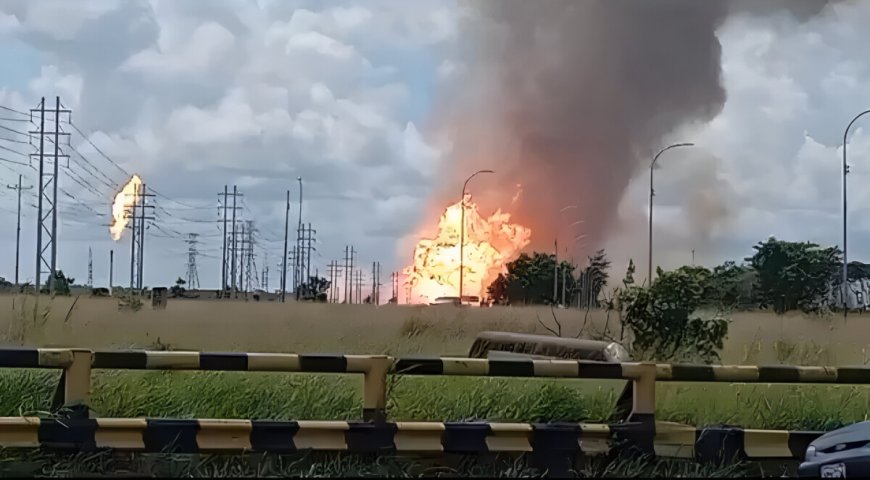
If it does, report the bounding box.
[459,169,494,305]
[842,110,870,317]
[648,142,694,284]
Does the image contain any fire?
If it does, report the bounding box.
[403,195,531,304]
[110,174,142,241]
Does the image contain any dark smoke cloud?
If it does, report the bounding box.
[427,0,837,258]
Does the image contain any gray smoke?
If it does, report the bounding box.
[429,0,837,256]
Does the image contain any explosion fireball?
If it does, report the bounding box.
[110,174,143,241]
[403,195,531,304]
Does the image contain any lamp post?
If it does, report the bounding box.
[459,169,494,305]
[649,142,694,284]
[842,110,870,317]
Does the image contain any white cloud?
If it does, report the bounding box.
[0,11,20,34]
[21,0,118,40]
[28,65,83,108]
[122,21,236,78]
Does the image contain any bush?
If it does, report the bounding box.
[610,262,728,363]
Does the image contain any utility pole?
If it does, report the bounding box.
[245,220,255,294]
[328,261,343,303]
[306,223,315,289]
[561,263,567,306]
[186,233,200,289]
[295,177,303,299]
[30,96,70,293]
[109,250,114,296]
[128,186,136,292]
[295,225,303,300]
[6,174,32,285]
[262,251,269,293]
[87,248,93,288]
[375,262,381,305]
[344,246,356,303]
[288,246,298,298]
[344,246,350,303]
[281,190,290,302]
[125,183,154,293]
[239,222,247,295]
[134,184,154,291]
[219,185,228,292]
[229,186,242,298]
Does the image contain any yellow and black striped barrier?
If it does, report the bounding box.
[93,350,393,422]
[656,363,870,384]
[0,416,822,463]
[655,422,822,462]
[0,417,611,457]
[0,347,865,465]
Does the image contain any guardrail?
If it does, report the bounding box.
[2,347,867,468]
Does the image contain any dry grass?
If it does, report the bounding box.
[2,294,869,365]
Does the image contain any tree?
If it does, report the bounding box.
[747,237,841,313]
[575,249,611,308]
[707,261,755,310]
[487,252,576,305]
[609,263,728,363]
[170,277,186,297]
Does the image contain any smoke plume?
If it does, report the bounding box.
[427,0,836,259]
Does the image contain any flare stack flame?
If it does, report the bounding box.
[403,195,531,304]
[110,174,142,241]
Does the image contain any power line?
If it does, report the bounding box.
[0,124,29,136]
[68,121,129,178]
[0,155,29,167]
[0,105,29,116]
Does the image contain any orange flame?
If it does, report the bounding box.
[403,195,531,304]
[110,174,142,241]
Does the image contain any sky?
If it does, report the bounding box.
[1,0,870,293]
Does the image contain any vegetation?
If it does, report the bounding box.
[487,252,575,305]
[487,249,610,307]
[604,262,728,363]
[748,237,841,313]
[488,236,870,316]
[39,270,74,296]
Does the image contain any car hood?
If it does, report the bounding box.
[809,421,870,452]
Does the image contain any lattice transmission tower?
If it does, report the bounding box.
[185,233,200,289]
[29,96,71,292]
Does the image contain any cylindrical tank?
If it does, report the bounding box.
[468,331,631,362]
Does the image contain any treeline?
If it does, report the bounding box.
[487,237,865,315]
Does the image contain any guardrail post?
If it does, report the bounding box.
[52,349,93,418]
[362,356,392,423]
[611,362,656,457]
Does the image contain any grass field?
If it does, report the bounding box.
[1,294,869,477]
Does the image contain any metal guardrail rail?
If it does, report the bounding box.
[1,347,867,467]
